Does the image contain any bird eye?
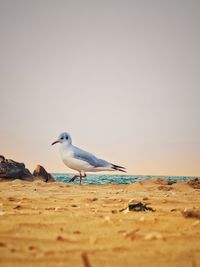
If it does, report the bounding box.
[60,137,64,140]
[66,136,68,140]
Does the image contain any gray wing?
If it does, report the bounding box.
[73,146,110,168]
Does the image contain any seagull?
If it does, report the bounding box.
[51,132,126,184]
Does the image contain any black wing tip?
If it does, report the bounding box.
[112,164,127,173]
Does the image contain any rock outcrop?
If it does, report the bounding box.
[187,178,200,189]
[0,156,32,180]
[33,165,55,182]
[0,155,5,163]
[0,155,55,182]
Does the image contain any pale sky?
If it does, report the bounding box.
[0,0,200,176]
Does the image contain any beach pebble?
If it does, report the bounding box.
[55,206,62,211]
[91,197,98,201]
[104,216,111,222]
[182,208,200,219]
[158,186,172,191]
[45,207,55,210]
[170,208,177,212]
[56,235,65,241]
[144,232,165,241]
[139,216,145,222]
[122,208,129,214]
[111,210,118,214]
[13,205,21,209]
[28,245,36,251]
[7,197,16,201]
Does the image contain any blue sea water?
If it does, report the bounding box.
[52,173,197,185]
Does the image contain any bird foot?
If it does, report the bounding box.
[69,173,87,184]
[69,175,79,182]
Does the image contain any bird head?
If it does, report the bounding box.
[51,132,72,146]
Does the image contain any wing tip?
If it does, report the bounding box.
[112,164,127,173]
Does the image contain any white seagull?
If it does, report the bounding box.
[51,132,126,184]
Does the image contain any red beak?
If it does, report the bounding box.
[51,140,60,145]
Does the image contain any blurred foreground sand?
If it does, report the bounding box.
[0,178,199,267]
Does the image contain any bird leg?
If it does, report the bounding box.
[69,173,87,184]
[79,172,87,185]
[69,174,79,182]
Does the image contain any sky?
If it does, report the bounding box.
[0,0,200,176]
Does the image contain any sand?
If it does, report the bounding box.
[0,178,200,267]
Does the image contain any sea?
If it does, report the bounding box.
[52,173,197,185]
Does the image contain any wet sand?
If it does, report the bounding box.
[0,178,199,267]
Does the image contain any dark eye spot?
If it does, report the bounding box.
[66,136,68,140]
[60,137,64,140]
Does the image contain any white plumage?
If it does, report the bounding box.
[52,132,126,184]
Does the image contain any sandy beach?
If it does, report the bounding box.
[0,178,199,267]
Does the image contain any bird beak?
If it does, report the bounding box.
[51,140,60,145]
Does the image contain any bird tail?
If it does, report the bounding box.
[112,164,126,173]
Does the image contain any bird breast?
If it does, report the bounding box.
[59,145,90,171]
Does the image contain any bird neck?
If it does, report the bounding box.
[61,141,72,150]
[59,142,73,158]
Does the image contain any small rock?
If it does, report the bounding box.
[128,202,155,212]
[111,210,118,214]
[0,155,5,163]
[170,208,177,212]
[33,165,55,182]
[28,245,36,250]
[55,207,61,211]
[144,232,165,241]
[0,156,32,180]
[158,186,172,191]
[155,178,176,185]
[182,209,200,219]
[187,178,200,189]
[139,216,145,222]
[104,216,111,222]
[121,208,129,214]
[56,235,65,241]
[13,205,21,209]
